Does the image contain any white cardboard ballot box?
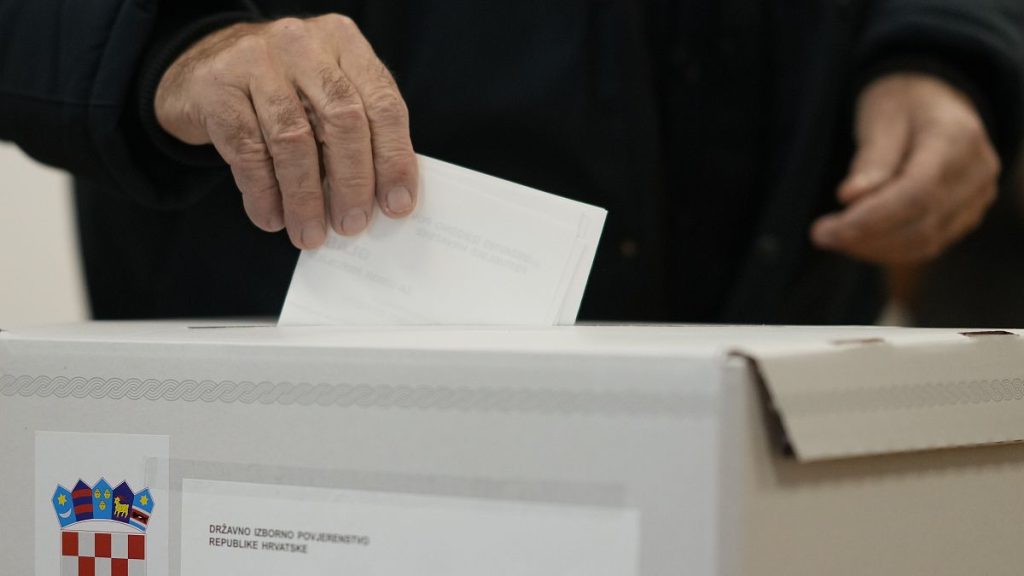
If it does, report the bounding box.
[3,322,1024,576]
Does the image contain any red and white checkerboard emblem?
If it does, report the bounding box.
[61,530,146,576]
[53,479,153,576]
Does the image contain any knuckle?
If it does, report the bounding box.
[240,180,278,200]
[365,89,408,123]
[268,124,315,149]
[284,186,324,210]
[377,148,416,176]
[268,17,308,38]
[318,13,358,33]
[230,137,272,166]
[208,47,258,81]
[267,96,311,132]
[208,102,257,145]
[321,101,369,132]
[231,34,269,59]
[368,58,398,87]
[371,147,416,189]
[318,66,357,104]
[331,176,376,200]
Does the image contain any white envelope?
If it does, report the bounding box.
[278,155,606,326]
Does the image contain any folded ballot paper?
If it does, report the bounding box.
[278,156,606,326]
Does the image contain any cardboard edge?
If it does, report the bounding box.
[726,351,795,459]
[732,330,1024,462]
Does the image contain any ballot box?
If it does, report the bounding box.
[4,322,1024,576]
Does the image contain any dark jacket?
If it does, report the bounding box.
[2,0,1023,322]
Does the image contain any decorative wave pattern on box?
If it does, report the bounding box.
[0,374,708,417]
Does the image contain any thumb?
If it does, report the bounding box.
[838,98,912,204]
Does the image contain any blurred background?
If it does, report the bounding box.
[893,157,1024,329]
[0,143,88,327]
[1,143,1021,329]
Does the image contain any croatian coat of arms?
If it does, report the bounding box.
[52,479,153,576]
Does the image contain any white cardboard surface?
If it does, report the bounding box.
[6,322,1024,576]
[0,322,723,576]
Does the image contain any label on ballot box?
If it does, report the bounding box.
[180,479,639,576]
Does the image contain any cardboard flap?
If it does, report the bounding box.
[734,330,1024,461]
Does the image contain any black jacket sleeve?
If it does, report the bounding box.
[0,1,157,181]
[858,0,1024,161]
[135,8,261,168]
[0,0,258,210]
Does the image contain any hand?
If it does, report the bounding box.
[155,14,418,250]
[811,73,1000,263]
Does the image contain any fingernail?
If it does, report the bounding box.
[340,209,368,236]
[301,221,326,248]
[385,186,414,215]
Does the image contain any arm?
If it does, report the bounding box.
[0,0,157,181]
[857,0,1024,158]
[0,0,257,209]
[812,0,1024,263]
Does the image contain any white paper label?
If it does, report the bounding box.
[181,479,639,575]
[35,431,170,576]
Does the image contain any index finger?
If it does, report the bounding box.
[819,135,952,247]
